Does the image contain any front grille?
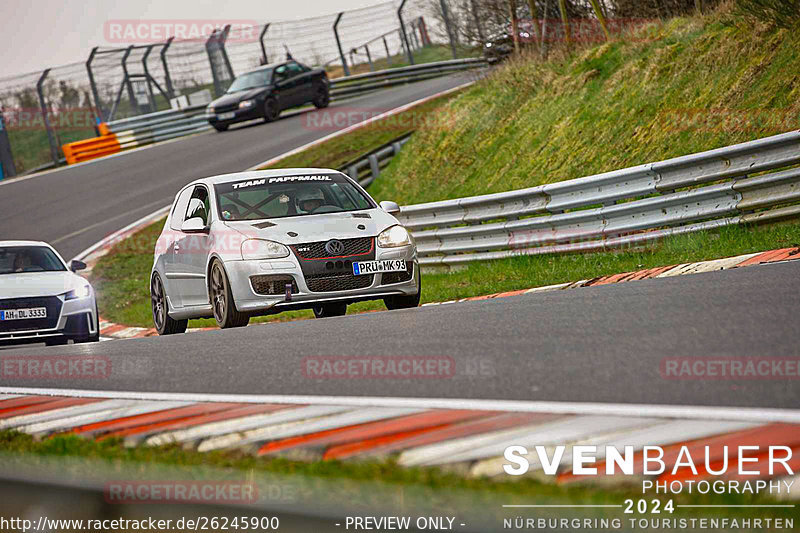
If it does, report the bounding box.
[292,237,373,260]
[0,296,62,333]
[305,272,374,293]
[214,103,238,114]
[251,275,298,296]
[382,263,414,285]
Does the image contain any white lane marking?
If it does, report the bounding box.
[23,401,193,436]
[1,387,799,423]
[199,406,425,453]
[146,405,352,447]
[0,399,139,430]
[0,394,22,401]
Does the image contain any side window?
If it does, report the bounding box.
[273,64,288,81]
[169,187,194,230]
[184,186,210,226]
[286,62,304,76]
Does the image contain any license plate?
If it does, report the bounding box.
[217,112,235,120]
[353,260,407,276]
[0,307,47,321]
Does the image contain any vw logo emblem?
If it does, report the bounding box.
[325,239,345,255]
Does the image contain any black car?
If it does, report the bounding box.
[483,27,535,64]
[206,60,330,131]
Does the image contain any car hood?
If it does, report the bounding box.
[0,271,88,299]
[221,209,399,245]
[210,87,269,108]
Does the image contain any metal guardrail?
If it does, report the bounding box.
[397,131,800,266]
[340,132,413,186]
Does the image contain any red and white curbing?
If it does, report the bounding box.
[0,392,797,494]
[94,246,800,341]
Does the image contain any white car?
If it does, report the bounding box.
[150,169,421,334]
[0,241,99,346]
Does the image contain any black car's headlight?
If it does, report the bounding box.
[239,99,256,109]
[205,106,215,115]
[65,283,91,300]
[377,225,412,248]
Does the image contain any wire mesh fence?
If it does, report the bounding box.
[0,1,432,176]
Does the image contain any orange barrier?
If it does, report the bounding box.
[61,125,120,165]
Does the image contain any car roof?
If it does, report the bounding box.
[242,61,291,74]
[0,240,52,247]
[186,169,345,188]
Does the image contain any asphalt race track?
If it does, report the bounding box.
[2,260,798,409]
[0,72,475,260]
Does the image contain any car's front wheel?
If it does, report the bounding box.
[312,302,347,318]
[151,273,188,335]
[312,85,330,109]
[263,97,281,122]
[209,260,250,329]
[213,123,229,132]
[384,272,422,310]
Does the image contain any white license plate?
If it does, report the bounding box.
[0,307,47,321]
[353,260,407,276]
[217,112,235,120]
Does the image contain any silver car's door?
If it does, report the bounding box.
[174,186,212,308]
[163,187,194,309]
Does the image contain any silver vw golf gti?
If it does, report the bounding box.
[150,169,420,334]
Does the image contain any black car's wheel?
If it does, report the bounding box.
[213,123,229,132]
[151,273,188,335]
[263,97,281,122]
[312,85,330,109]
[210,260,250,329]
[384,270,422,310]
[312,302,347,318]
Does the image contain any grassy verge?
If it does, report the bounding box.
[325,44,478,79]
[90,217,800,329]
[1,429,793,521]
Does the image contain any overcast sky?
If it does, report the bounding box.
[1,0,395,79]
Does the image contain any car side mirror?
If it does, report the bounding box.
[69,259,87,272]
[379,200,401,215]
[181,217,208,234]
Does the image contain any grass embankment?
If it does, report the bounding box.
[1,430,793,522]
[91,5,800,329]
[326,44,477,79]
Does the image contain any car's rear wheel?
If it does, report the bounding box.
[263,97,281,122]
[312,302,347,318]
[210,260,250,329]
[384,270,422,310]
[312,85,330,109]
[213,124,229,132]
[151,273,188,335]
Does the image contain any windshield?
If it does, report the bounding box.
[0,246,66,275]
[226,69,271,93]
[214,174,375,221]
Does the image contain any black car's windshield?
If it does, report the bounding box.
[214,174,375,221]
[0,246,66,275]
[226,70,271,93]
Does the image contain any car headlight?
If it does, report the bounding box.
[65,283,91,301]
[239,100,255,109]
[205,106,215,115]
[241,239,290,260]
[377,225,411,248]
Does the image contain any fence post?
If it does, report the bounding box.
[333,12,350,77]
[365,44,374,71]
[206,27,235,97]
[121,46,139,116]
[383,36,393,67]
[259,23,270,65]
[86,47,104,123]
[36,69,60,166]
[440,0,458,59]
[398,0,414,65]
[161,37,175,101]
[141,45,157,113]
[0,111,17,179]
[419,16,432,45]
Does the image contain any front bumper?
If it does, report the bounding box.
[206,105,263,127]
[224,245,418,314]
[0,294,98,345]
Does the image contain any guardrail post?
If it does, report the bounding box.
[0,111,17,179]
[369,154,380,181]
[86,47,105,123]
[365,44,374,72]
[161,38,175,101]
[333,13,350,77]
[398,0,414,65]
[36,69,60,166]
[382,36,393,67]
[259,24,270,65]
[121,46,139,116]
[440,0,459,59]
